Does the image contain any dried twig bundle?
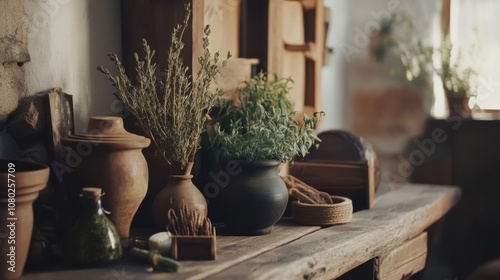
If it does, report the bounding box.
[98,3,231,169]
[166,203,214,236]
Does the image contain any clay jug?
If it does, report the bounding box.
[61,116,150,243]
[0,159,49,279]
[152,162,208,229]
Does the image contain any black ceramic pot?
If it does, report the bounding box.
[217,159,288,235]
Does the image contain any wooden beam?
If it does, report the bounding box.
[284,42,318,61]
[300,0,316,10]
[192,0,205,78]
[441,0,451,36]
[204,0,240,58]
[313,0,325,112]
[267,0,284,76]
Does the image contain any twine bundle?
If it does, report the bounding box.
[283,175,353,226]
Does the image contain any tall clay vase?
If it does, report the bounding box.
[0,159,49,279]
[61,116,150,244]
[218,159,288,235]
[152,162,208,229]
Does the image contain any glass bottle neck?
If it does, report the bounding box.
[79,196,104,216]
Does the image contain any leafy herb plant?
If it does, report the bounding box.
[98,4,231,169]
[211,72,324,163]
[373,13,477,100]
[437,34,477,98]
[371,13,434,93]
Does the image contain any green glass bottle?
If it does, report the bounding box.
[65,187,122,266]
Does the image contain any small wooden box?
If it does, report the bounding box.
[171,231,216,261]
[290,130,379,211]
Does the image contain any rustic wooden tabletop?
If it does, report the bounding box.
[20,183,460,280]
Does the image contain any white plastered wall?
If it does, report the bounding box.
[24,0,122,133]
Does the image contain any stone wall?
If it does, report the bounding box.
[0,0,122,158]
[0,0,29,124]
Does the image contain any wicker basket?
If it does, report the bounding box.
[292,196,353,226]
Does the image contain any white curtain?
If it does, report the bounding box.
[453,0,500,110]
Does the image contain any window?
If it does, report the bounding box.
[452,0,500,111]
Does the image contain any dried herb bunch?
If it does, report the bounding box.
[98,3,231,168]
[166,204,214,236]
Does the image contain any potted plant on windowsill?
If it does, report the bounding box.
[370,13,435,114]
[209,72,323,235]
[98,3,230,229]
[437,34,477,118]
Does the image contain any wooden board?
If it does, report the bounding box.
[367,149,377,209]
[20,184,460,280]
[312,0,325,112]
[214,57,259,102]
[22,220,321,280]
[204,0,240,58]
[46,88,75,164]
[205,184,460,279]
[267,0,284,78]
[290,161,368,186]
[281,1,305,113]
[374,232,428,280]
[268,0,325,115]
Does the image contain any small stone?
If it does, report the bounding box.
[7,94,47,141]
[148,232,172,254]
[0,35,30,63]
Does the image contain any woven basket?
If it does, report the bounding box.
[292,196,353,226]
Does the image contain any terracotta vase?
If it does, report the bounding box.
[217,159,288,235]
[61,116,150,243]
[0,159,49,279]
[446,95,471,118]
[152,162,208,229]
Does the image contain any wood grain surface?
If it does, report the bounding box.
[21,184,459,280]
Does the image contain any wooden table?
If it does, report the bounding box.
[21,184,460,280]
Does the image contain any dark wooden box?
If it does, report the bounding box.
[289,130,379,211]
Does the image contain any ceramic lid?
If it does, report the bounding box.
[61,116,151,149]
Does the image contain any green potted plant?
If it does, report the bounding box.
[370,13,435,111]
[373,14,477,118]
[209,72,323,235]
[437,34,477,118]
[98,4,230,229]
